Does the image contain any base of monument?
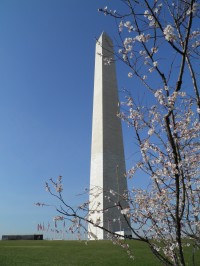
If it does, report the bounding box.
[115,231,132,239]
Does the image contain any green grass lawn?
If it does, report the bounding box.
[0,240,199,266]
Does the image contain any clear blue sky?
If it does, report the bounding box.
[0,0,137,238]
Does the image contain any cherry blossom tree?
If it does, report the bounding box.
[36,1,200,265]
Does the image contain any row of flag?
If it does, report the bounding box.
[37,220,66,232]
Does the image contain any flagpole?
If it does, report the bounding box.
[54,221,56,240]
[63,220,65,240]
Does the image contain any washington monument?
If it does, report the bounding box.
[88,32,131,240]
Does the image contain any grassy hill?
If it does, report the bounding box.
[0,240,199,265]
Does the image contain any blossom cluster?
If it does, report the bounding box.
[48,176,63,193]
[163,25,176,42]
[53,216,64,221]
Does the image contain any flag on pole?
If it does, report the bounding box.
[47,221,50,232]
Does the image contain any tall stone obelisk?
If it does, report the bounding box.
[88,32,131,240]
